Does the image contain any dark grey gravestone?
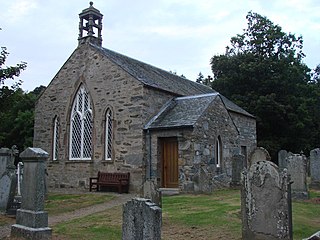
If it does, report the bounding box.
[241,160,292,240]
[231,154,245,186]
[310,148,320,189]
[287,153,308,199]
[249,147,271,166]
[11,147,52,240]
[122,198,161,240]
[0,147,17,214]
[278,150,289,171]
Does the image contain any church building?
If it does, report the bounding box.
[33,3,256,193]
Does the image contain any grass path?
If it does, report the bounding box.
[48,193,134,226]
[0,192,136,239]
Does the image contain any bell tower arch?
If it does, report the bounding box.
[78,2,103,46]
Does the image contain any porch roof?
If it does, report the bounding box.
[144,93,219,130]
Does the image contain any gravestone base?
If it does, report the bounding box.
[6,195,22,215]
[292,191,309,200]
[309,181,320,190]
[15,209,49,228]
[11,224,52,240]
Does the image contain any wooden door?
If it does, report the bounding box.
[162,138,179,188]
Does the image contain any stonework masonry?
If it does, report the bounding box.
[33,6,257,193]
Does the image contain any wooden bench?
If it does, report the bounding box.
[89,171,130,194]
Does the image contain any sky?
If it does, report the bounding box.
[1,0,320,91]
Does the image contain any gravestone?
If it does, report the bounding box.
[278,150,289,171]
[122,198,161,240]
[310,148,320,189]
[0,146,18,214]
[303,231,320,240]
[143,179,162,207]
[279,151,308,199]
[231,154,245,186]
[249,147,271,166]
[11,147,52,240]
[241,160,292,240]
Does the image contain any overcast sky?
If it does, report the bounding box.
[1,0,319,91]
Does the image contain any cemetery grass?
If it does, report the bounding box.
[51,189,320,240]
[2,189,319,239]
[45,193,115,215]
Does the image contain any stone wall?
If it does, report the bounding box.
[229,111,256,162]
[148,96,251,193]
[34,44,171,192]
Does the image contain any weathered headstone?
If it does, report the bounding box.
[122,198,161,240]
[241,160,292,240]
[143,179,162,207]
[279,151,308,199]
[249,147,271,166]
[0,147,18,214]
[11,147,52,240]
[310,148,320,189]
[278,150,289,171]
[231,154,245,186]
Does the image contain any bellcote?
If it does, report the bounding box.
[78,2,103,46]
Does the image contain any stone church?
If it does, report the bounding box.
[33,3,256,194]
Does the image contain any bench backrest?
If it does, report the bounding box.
[98,171,130,183]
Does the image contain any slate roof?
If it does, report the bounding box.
[144,93,219,130]
[90,44,254,118]
[92,44,214,96]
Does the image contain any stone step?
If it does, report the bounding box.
[159,188,180,196]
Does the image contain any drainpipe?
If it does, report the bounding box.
[146,129,152,180]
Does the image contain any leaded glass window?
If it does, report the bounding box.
[70,85,93,160]
[53,116,59,160]
[105,108,113,160]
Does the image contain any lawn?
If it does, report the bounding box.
[1,189,319,239]
[45,193,115,215]
[50,189,320,240]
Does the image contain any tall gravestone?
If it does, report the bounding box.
[310,148,320,189]
[278,150,308,199]
[122,198,161,240]
[11,148,52,240]
[231,154,245,186]
[278,150,289,171]
[241,160,292,240]
[0,147,18,214]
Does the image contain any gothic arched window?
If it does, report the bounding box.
[105,108,113,160]
[53,116,59,161]
[69,85,93,160]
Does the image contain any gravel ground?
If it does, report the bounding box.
[0,190,136,239]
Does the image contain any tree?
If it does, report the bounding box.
[0,47,27,86]
[0,32,30,150]
[0,86,45,150]
[210,11,319,159]
[196,72,204,83]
